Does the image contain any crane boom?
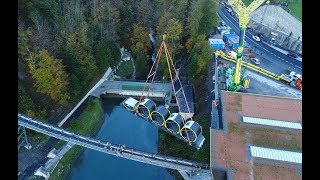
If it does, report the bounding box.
[228,0,265,28]
[226,0,266,91]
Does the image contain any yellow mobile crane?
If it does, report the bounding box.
[226,0,267,91]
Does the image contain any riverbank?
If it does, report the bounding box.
[49,98,104,180]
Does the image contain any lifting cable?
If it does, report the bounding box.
[162,40,191,145]
[135,34,192,145]
[163,43,194,120]
[136,41,164,106]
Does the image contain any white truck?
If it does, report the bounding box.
[227,51,237,59]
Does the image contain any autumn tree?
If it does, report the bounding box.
[28,49,70,105]
[130,24,151,78]
[165,18,183,60]
[157,11,172,39]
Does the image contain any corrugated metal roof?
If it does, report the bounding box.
[243,116,302,130]
[173,81,194,113]
[223,33,238,39]
[208,38,225,44]
[250,145,302,164]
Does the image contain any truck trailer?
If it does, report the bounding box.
[279,71,302,90]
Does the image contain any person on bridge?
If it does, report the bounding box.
[119,144,125,154]
[213,101,218,108]
[105,142,111,150]
[115,149,120,156]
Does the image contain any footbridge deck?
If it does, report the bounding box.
[18,113,210,172]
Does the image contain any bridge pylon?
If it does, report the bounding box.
[18,125,32,150]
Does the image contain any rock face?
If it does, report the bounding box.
[248,5,302,54]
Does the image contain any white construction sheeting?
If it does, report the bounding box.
[243,116,302,130]
[250,145,302,164]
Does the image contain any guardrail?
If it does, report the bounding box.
[114,78,171,84]
[18,113,210,171]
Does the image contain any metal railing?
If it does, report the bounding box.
[18,113,209,171]
[114,78,171,84]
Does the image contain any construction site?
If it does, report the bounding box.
[18,0,302,179]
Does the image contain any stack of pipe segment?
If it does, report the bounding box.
[150,105,171,126]
[164,113,184,134]
[122,97,139,111]
[136,98,156,118]
[180,121,202,142]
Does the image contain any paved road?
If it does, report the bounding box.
[218,6,302,75]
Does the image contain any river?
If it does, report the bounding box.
[69,98,174,180]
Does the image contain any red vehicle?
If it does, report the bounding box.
[279,71,302,91]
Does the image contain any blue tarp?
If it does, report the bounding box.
[223,33,239,49]
[209,38,225,50]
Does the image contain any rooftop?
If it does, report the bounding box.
[208,38,225,45]
[223,33,239,39]
[212,91,302,180]
[173,81,194,114]
[249,5,302,40]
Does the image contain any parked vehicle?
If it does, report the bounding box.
[287,53,298,58]
[246,26,253,32]
[227,51,237,59]
[269,32,278,45]
[250,58,260,65]
[257,33,264,38]
[252,35,260,42]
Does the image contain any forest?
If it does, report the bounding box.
[18,0,218,121]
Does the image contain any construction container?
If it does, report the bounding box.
[164,113,184,134]
[122,97,139,111]
[208,38,225,50]
[180,121,202,142]
[150,105,171,126]
[223,33,239,49]
[136,98,156,118]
